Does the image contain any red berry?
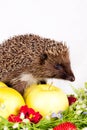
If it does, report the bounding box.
[68,95,77,105]
[53,122,77,130]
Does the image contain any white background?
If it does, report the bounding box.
[0,0,87,93]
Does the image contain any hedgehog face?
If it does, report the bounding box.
[53,62,75,81]
[37,52,75,82]
[27,41,75,82]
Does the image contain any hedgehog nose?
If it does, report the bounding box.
[68,75,75,81]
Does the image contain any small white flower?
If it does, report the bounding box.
[45,115,50,120]
[20,112,25,119]
[76,105,81,110]
[3,126,8,130]
[81,104,86,108]
[82,127,87,130]
[22,118,30,123]
[76,110,82,115]
[13,123,19,129]
[78,99,83,104]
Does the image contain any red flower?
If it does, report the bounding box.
[8,105,42,124]
[68,95,77,105]
[28,111,42,124]
[8,114,22,123]
[19,105,42,123]
[19,105,30,118]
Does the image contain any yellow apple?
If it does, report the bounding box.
[0,82,8,88]
[0,87,25,118]
[24,84,69,116]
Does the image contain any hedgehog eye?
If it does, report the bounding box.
[54,64,63,70]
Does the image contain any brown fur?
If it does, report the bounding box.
[0,34,75,94]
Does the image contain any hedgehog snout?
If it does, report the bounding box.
[66,73,75,82]
[66,75,75,81]
[60,71,75,82]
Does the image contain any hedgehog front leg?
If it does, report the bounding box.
[10,80,27,95]
[9,73,37,95]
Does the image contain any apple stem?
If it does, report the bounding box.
[48,82,53,89]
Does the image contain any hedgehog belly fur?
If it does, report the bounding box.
[11,73,37,86]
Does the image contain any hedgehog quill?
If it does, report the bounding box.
[0,34,75,94]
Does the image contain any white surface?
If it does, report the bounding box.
[0,0,87,94]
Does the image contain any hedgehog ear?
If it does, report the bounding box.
[40,53,48,65]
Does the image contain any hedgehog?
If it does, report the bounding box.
[0,34,75,95]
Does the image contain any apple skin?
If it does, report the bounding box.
[0,87,25,118]
[0,82,8,88]
[24,84,69,116]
